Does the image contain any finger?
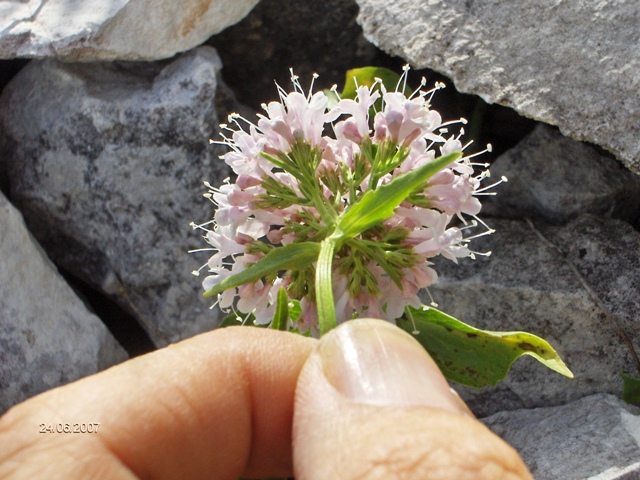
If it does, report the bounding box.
[0,326,315,480]
[293,319,533,480]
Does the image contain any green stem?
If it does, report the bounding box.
[316,237,338,335]
[309,184,336,224]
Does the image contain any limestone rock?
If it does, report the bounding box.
[208,0,379,111]
[483,124,640,225]
[0,0,259,61]
[542,214,640,361]
[0,46,231,346]
[356,0,640,174]
[0,190,127,414]
[483,394,640,480]
[428,216,640,417]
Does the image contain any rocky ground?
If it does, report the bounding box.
[1,1,639,478]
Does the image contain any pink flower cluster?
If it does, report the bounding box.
[192,70,498,335]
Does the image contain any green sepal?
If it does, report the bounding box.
[203,242,320,298]
[621,372,640,405]
[270,288,290,331]
[336,152,461,241]
[397,306,573,388]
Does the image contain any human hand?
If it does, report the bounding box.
[0,319,532,479]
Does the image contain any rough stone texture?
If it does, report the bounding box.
[208,0,381,112]
[483,394,640,480]
[208,0,538,157]
[0,46,231,346]
[483,124,640,225]
[0,0,259,61]
[356,0,640,175]
[0,190,127,414]
[428,216,640,417]
[542,214,640,364]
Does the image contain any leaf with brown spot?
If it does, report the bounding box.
[397,306,573,388]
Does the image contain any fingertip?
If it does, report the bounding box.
[293,319,533,480]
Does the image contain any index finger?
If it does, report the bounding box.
[0,326,316,480]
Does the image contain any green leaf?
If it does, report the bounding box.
[336,152,461,241]
[340,67,405,100]
[397,306,574,388]
[203,242,320,298]
[270,288,290,331]
[621,372,640,405]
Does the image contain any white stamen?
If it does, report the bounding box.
[308,73,320,100]
[468,162,491,168]
[463,229,496,242]
[473,214,494,231]
[209,296,220,310]
[330,84,342,101]
[190,220,216,231]
[439,118,468,129]
[459,220,479,231]
[469,250,492,259]
[188,248,216,254]
[475,176,508,193]
[399,64,410,93]
[425,288,439,307]
[405,306,420,335]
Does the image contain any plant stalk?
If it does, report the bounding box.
[316,237,338,335]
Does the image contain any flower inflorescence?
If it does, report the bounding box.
[192,68,501,335]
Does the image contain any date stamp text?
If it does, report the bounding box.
[39,423,100,434]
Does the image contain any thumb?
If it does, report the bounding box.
[293,319,533,480]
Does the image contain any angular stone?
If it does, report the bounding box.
[483,394,640,480]
[542,214,640,363]
[483,124,640,225]
[0,46,231,346]
[207,0,379,111]
[0,190,127,414]
[356,0,640,174]
[427,216,640,417]
[0,0,259,61]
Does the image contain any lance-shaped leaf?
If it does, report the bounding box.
[336,152,461,241]
[397,306,573,388]
[204,242,320,298]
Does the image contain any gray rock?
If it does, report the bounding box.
[208,0,379,112]
[428,216,640,416]
[483,394,640,480]
[0,0,259,61]
[483,124,640,225]
[356,0,640,175]
[0,46,231,346]
[542,214,640,364]
[0,190,127,414]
